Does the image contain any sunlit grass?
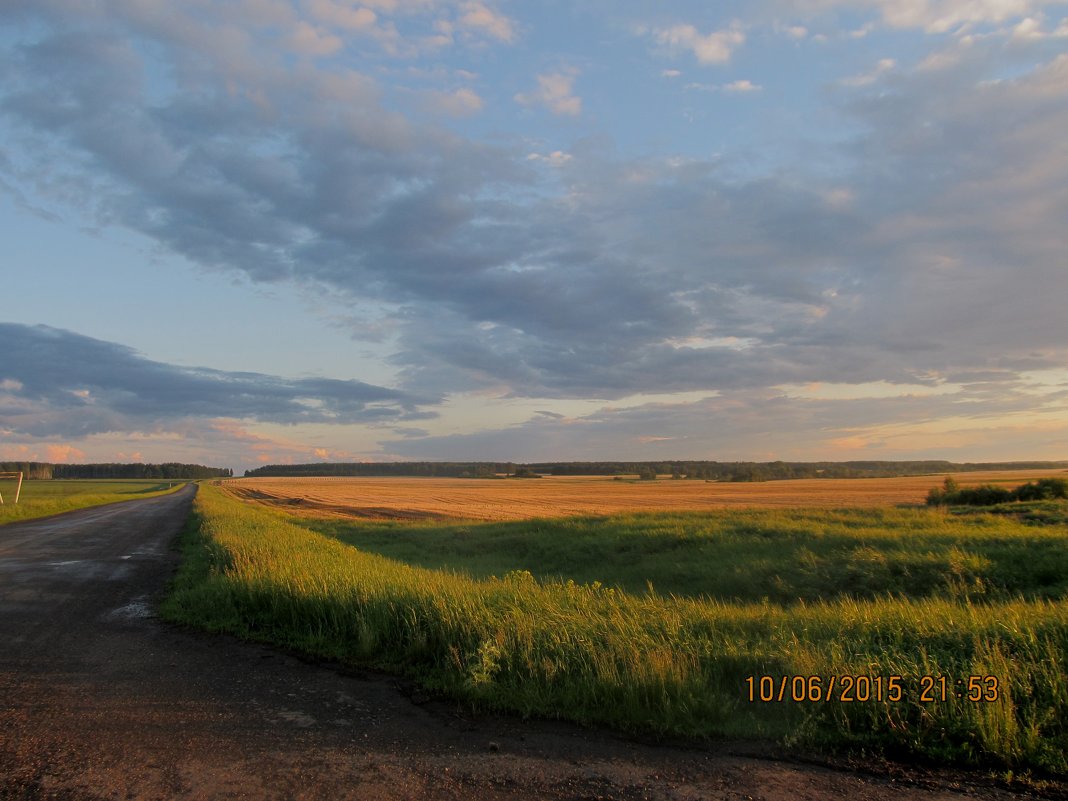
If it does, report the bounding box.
[163,485,1068,775]
[0,479,186,524]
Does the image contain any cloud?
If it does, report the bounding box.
[0,417,380,471]
[724,79,762,92]
[297,0,517,53]
[841,57,897,86]
[383,381,1068,462]
[1,2,1066,423]
[45,444,87,463]
[872,0,1040,34]
[526,150,572,167]
[514,71,582,115]
[423,86,484,115]
[771,0,1063,36]
[305,0,379,30]
[289,20,344,55]
[648,22,745,64]
[0,324,435,438]
[203,419,371,464]
[684,78,762,92]
[456,1,515,42]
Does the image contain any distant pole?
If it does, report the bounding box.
[15,472,23,504]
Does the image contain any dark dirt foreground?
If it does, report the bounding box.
[1,485,1064,801]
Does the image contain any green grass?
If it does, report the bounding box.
[0,479,187,525]
[300,504,1068,603]
[162,485,1068,776]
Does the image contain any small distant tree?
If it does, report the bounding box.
[637,466,657,481]
[927,476,960,506]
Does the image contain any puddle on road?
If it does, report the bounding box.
[106,597,154,621]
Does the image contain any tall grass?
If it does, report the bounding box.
[302,504,1068,603]
[163,485,1068,775]
[0,479,186,525]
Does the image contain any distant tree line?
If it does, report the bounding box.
[0,462,232,479]
[244,460,1068,481]
[244,462,517,478]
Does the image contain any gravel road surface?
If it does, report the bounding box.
[1,485,1062,800]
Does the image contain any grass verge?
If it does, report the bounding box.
[162,485,1068,776]
[0,479,187,525]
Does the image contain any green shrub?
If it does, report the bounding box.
[927,477,1067,507]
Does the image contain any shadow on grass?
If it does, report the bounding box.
[297,505,1068,606]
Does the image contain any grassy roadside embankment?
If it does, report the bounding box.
[163,484,1068,776]
[0,479,188,525]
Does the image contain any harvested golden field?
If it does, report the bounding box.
[223,469,1065,521]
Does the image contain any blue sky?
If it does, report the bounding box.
[2,0,1067,472]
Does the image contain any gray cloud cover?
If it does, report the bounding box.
[383,381,1068,462]
[0,324,434,438]
[1,1,1066,409]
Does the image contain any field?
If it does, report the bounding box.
[225,468,1065,521]
[163,474,1068,778]
[0,479,186,525]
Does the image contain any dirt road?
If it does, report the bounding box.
[1,486,1061,800]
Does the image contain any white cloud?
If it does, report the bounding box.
[723,79,762,92]
[650,22,745,65]
[289,20,344,55]
[457,1,515,42]
[515,71,582,116]
[1010,13,1068,38]
[683,79,762,93]
[661,69,683,78]
[875,0,1036,33]
[774,21,809,38]
[288,0,516,57]
[305,0,378,30]
[526,150,573,167]
[424,86,484,116]
[917,40,970,70]
[771,0,1062,38]
[841,57,897,86]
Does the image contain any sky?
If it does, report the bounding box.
[1,0,1067,473]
